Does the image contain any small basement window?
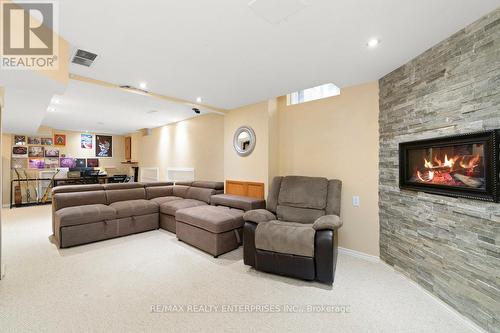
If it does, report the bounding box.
[286,83,340,105]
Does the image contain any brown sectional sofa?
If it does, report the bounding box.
[51,181,265,257]
[52,182,172,248]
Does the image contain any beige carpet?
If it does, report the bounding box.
[0,206,481,333]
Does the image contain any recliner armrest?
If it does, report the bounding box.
[243,209,276,224]
[313,215,342,230]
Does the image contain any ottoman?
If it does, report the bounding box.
[175,205,245,257]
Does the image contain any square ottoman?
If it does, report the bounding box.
[175,205,245,257]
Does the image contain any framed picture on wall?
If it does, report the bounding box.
[86,158,99,168]
[29,158,45,169]
[44,158,59,169]
[96,135,112,157]
[54,134,66,146]
[81,133,93,149]
[60,157,76,168]
[75,158,86,168]
[14,135,26,146]
[12,146,28,157]
[41,137,54,145]
[44,148,59,157]
[28,137,41,145]
[28,146,44,158]
[11,158,28,169]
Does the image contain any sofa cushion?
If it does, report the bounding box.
[176,205,244,234]
[145,186,174,199]
[186,187,216,203]
[52,184,104,194]
[103,183,144,190]
[142,182,174,187]
[172,185,190,198]
[276,205,325,224]
[278,176,328,210]
[210,194,266,211]
[106,188,146,204]
[255,220,315,257]
[54,191,107,211]
[55,204,116,227]
[150,196,183,205]
[160,199,206,216]
[110,199,159,218]
[191,181,224,190]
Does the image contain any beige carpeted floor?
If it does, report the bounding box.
[0,206,481,333]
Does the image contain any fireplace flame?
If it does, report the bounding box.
[416,154,481,186]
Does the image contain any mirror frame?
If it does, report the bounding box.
[233,126,256,157]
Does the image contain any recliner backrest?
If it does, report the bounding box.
[269,176,342,224]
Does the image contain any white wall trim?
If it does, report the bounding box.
[338,247,380,263]
[379,261,487,333]
[2,204,9,208]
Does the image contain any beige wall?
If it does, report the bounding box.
[224,100,278,195]
[2,127,129,206]
[277,82,380,256]
[131,114,224,182]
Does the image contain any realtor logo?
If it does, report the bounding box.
[0,0,59,69]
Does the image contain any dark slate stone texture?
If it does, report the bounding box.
[378,8,500,333]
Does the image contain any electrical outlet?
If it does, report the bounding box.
[352,196,360,207]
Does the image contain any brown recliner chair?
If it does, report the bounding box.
[243,176,342,284]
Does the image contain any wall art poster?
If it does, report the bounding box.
[44,148,59,157]
[86,158,99,168]
[54,134,66,146]
[14,135,26,146]
[28,146,44,157]
[44,158,59,169]
[59,157,76,168]
[41,137,54,145]
[81,134,93,149]
[96,135,112,157]
[29,158,45,169]
[11,158,28,169]
[28,137,41,145]
[12,146,28,157]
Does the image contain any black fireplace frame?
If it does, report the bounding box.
[399,130,499,202]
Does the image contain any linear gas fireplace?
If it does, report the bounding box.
[399,130,499,202]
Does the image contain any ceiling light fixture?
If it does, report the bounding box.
[139,82,147,89]
[367,38,380,48]
[53,98,60,104]
[196,97,202,103]
[47,107,55,112]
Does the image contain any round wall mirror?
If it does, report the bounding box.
[233,126,256,157]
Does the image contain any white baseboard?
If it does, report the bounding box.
[0,264,5,280]
[338,247,380,263]
[2,204,10,208]
[379,261,487,333]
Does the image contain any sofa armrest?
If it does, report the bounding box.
[313,215,342,231]
[243,209,276,224]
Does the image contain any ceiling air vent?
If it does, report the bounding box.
[72,49,98,67]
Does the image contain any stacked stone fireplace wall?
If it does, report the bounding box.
[378,8,500,332]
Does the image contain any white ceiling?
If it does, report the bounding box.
[2,0,500,134]
[41,80,213,134]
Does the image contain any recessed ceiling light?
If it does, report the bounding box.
[367,38,380,48]
[196,97,202,103]
[53,98,60,104]
[47,107,55,112]
[139,82,147,89]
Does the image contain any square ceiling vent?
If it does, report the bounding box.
[248,0,310,24]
